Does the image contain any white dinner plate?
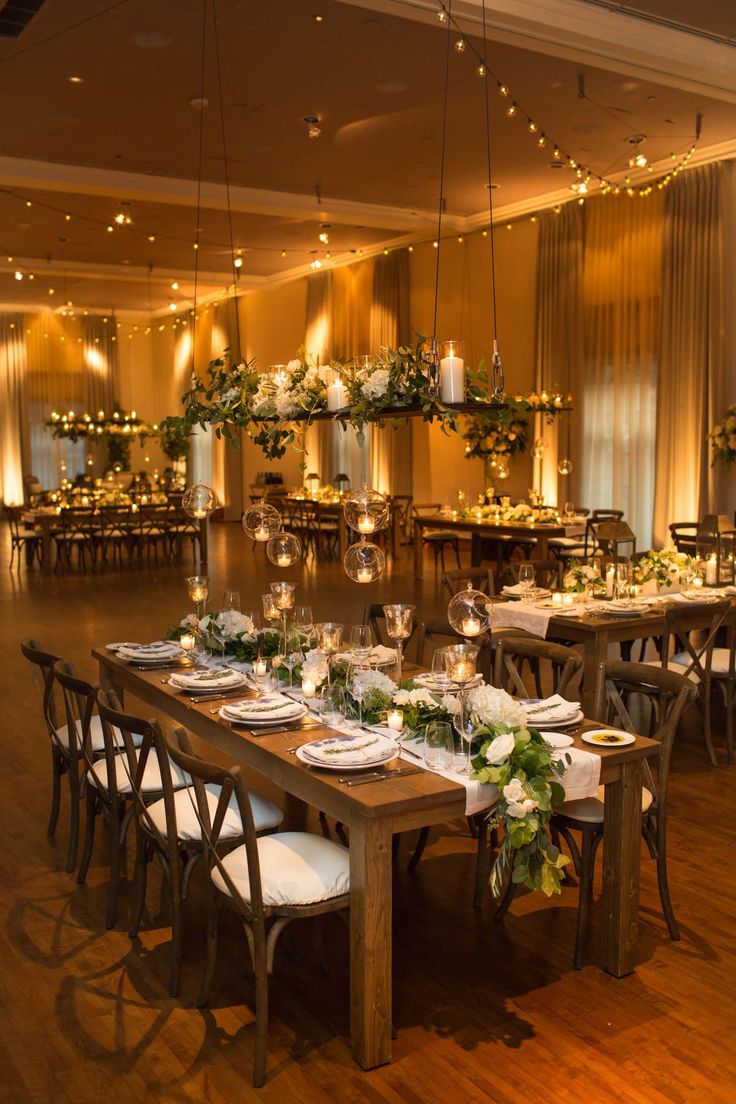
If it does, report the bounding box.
[581,728,635,747]
[526,709,584,729]
[539,731,574,748]
[170,668,246,691]
[221,702,307,725]
[106,641,141,652]
[296,741,399,772]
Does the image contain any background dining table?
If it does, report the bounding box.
[412,514,586,578]
[95,647,658,1072]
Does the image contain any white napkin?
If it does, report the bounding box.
[557,747,602,801]
[301,733,396,765]
[522,694,581,724]
[171,667,243,688]
[334,644,397,666]
[118,641,180,657]
[225,694,302,720]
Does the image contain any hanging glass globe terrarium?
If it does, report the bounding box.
[531,437,545,460]
[182,482,218,519]
[242,501,282,542]
[344,539,386,584]
[557,457,573,475]
[343,484,389,536]
[266,530,301,567]
[447,582,490,639]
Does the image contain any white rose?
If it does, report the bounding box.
[393,687,437,707]
[440,693,461,715]
[484,730,516,764]
[180,613,199,629]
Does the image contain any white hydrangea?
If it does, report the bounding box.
[205,610,256,639]
[274,386,301,419]
[352,668,396,697]
[361,369,391,401]
[467,684,527,730]
[440,693,461,715]
[393,687,438,707]
[301,649,329,686]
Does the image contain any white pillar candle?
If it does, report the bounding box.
[706,555,718,585]
[327,380,347,411]
[462,616,481,636]
[387,709,404,732]
[606,564,615,598]
[254,657,267,677]
[439,352,465,403]
[301,678,316,698]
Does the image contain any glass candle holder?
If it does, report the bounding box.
[382,603,415,684]
[186,574,208,620]
[242,501,282,542]
[182,482,218,519]
[314,622,344,685]
[447,582,489,640]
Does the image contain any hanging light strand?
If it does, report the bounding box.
[431,0,453,347]
[211,0,242,362]
[190,0,208,382]
[479,0,503,397]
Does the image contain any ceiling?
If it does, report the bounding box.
[1,0,736,313]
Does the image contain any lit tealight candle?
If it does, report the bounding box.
[180,632,196,654]
[254,657,267,677]
[387,709,404,732]
[562,593,574,607]
[552,592,563,607]
[191,585,206,603]
[302,678,316,699]
[357,567,373,583]
[193,507,207,519]
[277,552,291,567]
[449,660,472,683]
[462,616,481,636]
[357,513,375,534]
[254,524,270,541]
[692,576,704,589]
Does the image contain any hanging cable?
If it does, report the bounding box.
[427,0,453,392]
[211,0,242,363]
[190,0,208,382]
[479,0,504,398]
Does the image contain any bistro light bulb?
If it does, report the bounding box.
[182,482,218,519]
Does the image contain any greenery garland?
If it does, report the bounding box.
[462,389,572,462]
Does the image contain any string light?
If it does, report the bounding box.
[233,256,243,268]
[454,37,466,52]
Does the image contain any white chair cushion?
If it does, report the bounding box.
[670,648,733,677]
[211,832,350,907]
[87,751,187,796]
[54,715,143,753]
[146,783,283,841]
[560,785,653,824]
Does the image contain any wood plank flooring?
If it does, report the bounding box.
[2,521,735,1103]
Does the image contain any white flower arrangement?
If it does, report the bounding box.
[361,368,392,401]
[353,668,397,698]
[466,684,527,730]
[393,686,438,708]
[202,610,256,640]
[708,404,736,467]
[635,548,693,590]
[563,558,604,593]
[502,776,539,819]
[301,648,329,687]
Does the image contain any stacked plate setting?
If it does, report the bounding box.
[521,694,584,729]
[219,694,307,726]
[170,667,248,693]
[296,733,399,773]
[112,641,185,666]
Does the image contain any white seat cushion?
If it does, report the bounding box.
[54,715,142,753]
[670,648,733,677]
[211,832,350,907]
[87,751,187,795]
[560,785,653,823]
[146,783,283,841]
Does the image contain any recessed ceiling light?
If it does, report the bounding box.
[189,97,209,109]
[67,75,84,84]
[314,14,324,22]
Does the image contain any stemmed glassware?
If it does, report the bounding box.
[292,605,315,649]
[444,642,479,775]
[269,581,296,655]
[221,590,241,611]
[518,562,536,599]
[314,622,344,685]
[280,626,304,688]
[382,603,414,684]
[347,662,366,728]
[349,624,373,665]
[186,575,208,621]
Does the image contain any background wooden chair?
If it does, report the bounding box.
[411,503,461,572]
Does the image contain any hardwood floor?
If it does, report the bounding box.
[2,521,735,1103]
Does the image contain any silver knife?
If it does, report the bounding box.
[342,767,423,786]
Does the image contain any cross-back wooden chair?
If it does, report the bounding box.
[501,559,564,591]
[647,599,735,766]
[441,565,495,600]
[4,504,41,569]
[548,661,698,968]
[164,726,350,1087]
[493,636,583,701]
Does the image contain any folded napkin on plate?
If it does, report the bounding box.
[335,643,397,665]
[173,667,242,686]
[502,583,551,597]
[302,733,394,765]
[121,641,179,654]
[522,694,580,724]
[226,695,301,719]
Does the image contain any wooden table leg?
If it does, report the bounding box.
[350,816,392,1069]
[390,507,400,560]
[580,629,609,717]
[97,658,125,707]
[413,520,424,580]
[537,534,549,559]
[601,758,643,976]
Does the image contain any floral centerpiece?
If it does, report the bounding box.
[563,558,604,594]
[166,611,280,662]
[462,387,573,469]
[708,404,736,467]
[468,685,570,897]
[393,685,460,735]
[635,548,693,593]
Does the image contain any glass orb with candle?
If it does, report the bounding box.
[343,484,389,535]
[344,539,386,584]
[242,501,282,542]
[182,482,218,519]
[557,457,573,476]
[447,582,490,640]
[382,603,415,684]
[445,642,480,774]
[186,574,208,620]
[266,530,301,568]
[531,437,545,460]
[439,340,466,404]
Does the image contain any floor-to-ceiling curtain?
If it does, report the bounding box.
[652,162,730,542]
[82,314,117,472]
[369,251,412,496]
[534,204,584,505]
[304,271,333,485]
[0,315,28,505]
[329,262,374,488]
[580,193,663,549]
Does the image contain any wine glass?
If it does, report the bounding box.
[221,590,241,611]
[186,574,208,620]
[210,611,230,662]
[348,662,367,728]
[382,604,414,684]
[292,605,314,649]
[314,622,344,685]
[424,721,454,772]
[518,562,536,599]
[563,501,575,523]
[349,624,373,665]
[280,626,304,688]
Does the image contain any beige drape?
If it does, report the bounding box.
[0,315,28,505]
[369,252,412,496]
[580,192,663,548]
[304,271,333,485]
[652,163,731,543]
[534,204,584,505]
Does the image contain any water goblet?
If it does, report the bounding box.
[315,622,344,685]
[349,624,373,665]
[563,501,576,523]
[382,603,415,684]
[292,605,314,648]
[221,590,241,611]
[423,721,455,772]
[430,647,450,688]
[518,562,536,599]
[615,562,632,601]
